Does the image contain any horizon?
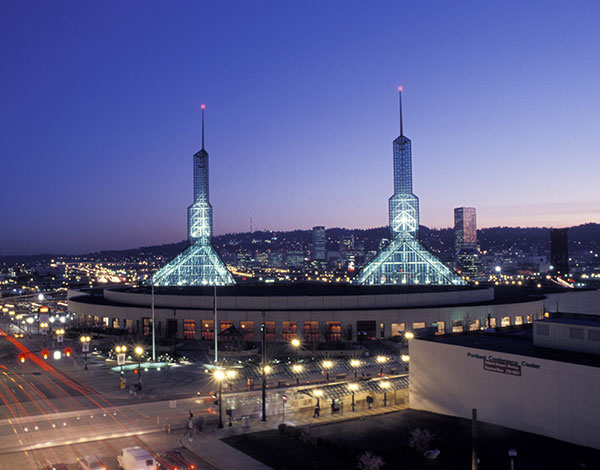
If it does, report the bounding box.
[3,221,597,258]
[2,1,599,255]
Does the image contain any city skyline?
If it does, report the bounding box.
[2,1,600,255]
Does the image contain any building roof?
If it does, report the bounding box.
[423,325,600,368]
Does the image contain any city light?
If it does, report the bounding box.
[405,331,415,340]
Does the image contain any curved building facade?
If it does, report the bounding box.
[68,284,548,342]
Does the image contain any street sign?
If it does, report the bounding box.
[82,342,90,352]
[117,352,125,365]
[57,335,63,343]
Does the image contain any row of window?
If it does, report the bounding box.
[84,313,538,341]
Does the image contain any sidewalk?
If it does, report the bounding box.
[181,400,408,470]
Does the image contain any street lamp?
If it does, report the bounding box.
[380,380,390,406]
[292,363,303,385]
[404,331,415,340]
[214,369,225,428]
[350,359,361,379]
[116,345,127,376]
[322,360,333,382]
[290,338,301,363]
[348,383,358,411]
[80,335,91,370]
[135,346,144,389]
[376,355,388,376]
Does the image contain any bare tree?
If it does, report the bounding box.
[356,451,384,470]
[408,427,435,454]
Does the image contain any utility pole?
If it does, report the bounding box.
[261,311,267,422]
[472,408,478,470]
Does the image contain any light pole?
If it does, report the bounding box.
[261,312,267,422]
[80,335,91,369]
[291,338,301,362]
[40,322,49,346]
[380,380,390,406]
[376,355,387,376]
[349,383,358,411]
[322,360,333,382]
[508,449,517,470]
[214,369,225,428]
[116,345,127,375]
[135,346,144,389]
[350,359,361,379]
[292,364,303,385]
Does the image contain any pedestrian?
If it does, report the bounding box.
[189,409,194,419]
[188,417,193,430]
[313,405,320,418]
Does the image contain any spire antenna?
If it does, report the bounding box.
[398,86,403,136]
[201,103,206,149]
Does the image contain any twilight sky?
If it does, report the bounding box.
[1,0,599,255]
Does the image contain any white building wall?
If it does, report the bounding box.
[409,338,600,449]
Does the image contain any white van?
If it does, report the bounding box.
[117,447,157,470]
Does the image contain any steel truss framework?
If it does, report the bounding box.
[355,92,465,286]
[151,243,235,286]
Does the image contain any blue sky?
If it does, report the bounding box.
[1,1,599,254]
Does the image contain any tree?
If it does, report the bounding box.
[408,427,435,454]
[356,451,384,470]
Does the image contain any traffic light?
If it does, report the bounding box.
[19,354,26,363]
[42,350,49,360]
[64,347,72,357]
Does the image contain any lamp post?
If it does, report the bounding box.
[80,335,91,370]
[349,383,358,411]
[116,345,127,375]
[350,359,361,379]
[376,355,387,376]
[40,322,49,346]
[322,360,333,382]
[214,369,225,428]
[380,380,390,407]
[291,338,301,362]
[261,312,267,422]
[313,389,323,417]
[291,364,303,385]
[508,449,517,470]
[135,346,144,389]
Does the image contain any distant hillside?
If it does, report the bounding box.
[1,223,598,263]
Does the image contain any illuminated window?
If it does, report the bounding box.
[263,321,275,341]
[391,323,406,336]
[501,317,511,327]
[183,320,196,340]
[143,317,152,336]
[452,320,463,333]
[357,321,376,341]
[515,316,523,326]
[489,317,497,328]
[304,321,319,342]
[435,321,445,334]
[469,319,480,331]
[201,320,214,340]
[327,321,342,342]
[526,315,533,323]
[412,322,426,330]
[282,322,297,341]
[240,321,254,341]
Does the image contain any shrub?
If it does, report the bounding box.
[278,423,288,435]
[357,451,384,470]
[408,427,436,454]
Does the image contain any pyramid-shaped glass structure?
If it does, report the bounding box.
[151,108,235,287]
[355,90,465,286]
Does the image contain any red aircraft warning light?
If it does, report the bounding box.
[42,350,49,360]
[64,347,72,357]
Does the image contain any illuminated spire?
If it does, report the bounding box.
[201,104,206,150]
[398,86,403,137]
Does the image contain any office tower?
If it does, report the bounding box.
[454,207,477,252]
[355,88,465,286]
[550,228,569,276]
[312,226,326,261]
[151,106,236,286]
